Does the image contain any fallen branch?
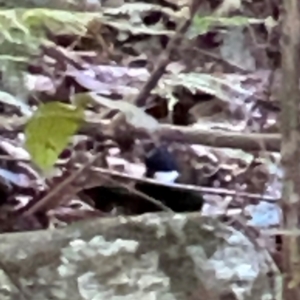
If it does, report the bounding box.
[24,158,280,217]
[82,118,281,152]
[82,165,280,203]
[0,115,281,152]
[23,153,172,216]
[0,213,277,300]
[156,124,280,152]
[133,1,202,107]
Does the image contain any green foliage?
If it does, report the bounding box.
[24,102,84,170]
[0,10,42,61]
[189,15,264,38]
[0,9,97,70]
[22,9,94,36]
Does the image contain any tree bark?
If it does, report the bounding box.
[280,0,300,298]
[0,213,277,300]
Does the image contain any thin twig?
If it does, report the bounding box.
[92,171,173,213]
[23,154,102,216]
[80,164,280,203]
[23,153,172,216]
[133,0,202,107]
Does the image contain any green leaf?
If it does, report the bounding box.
[189,15,264,38]
[24,101,84,170]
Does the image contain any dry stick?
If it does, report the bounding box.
[11,150,277,206]
[82,118,281,152]
[23,155,101,216]
[0,114,282,152]
[133,1,202,107]
[156,124,281,152]
[83,165,280,203]
[24,154,171,216]
[92,172,173,213]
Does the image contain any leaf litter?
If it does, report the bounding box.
[0,0,285,273]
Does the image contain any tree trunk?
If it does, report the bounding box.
[0,213,276,300]
[280,0,300,298]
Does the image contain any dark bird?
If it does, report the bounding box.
[83,145,204,215]
[136,145,204,212]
